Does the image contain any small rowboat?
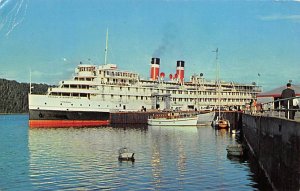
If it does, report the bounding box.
[148,112,198,126]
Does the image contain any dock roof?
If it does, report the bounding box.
[258,84,300,98]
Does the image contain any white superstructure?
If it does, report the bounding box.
[29,59,261,113]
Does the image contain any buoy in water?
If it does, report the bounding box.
[226,144,243,157]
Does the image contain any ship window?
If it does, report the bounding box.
[136,96,138,100]
[80,104,82,106]
[45,102,47,105]
[111,95,114,98]
[60,103,62,105]
[128,87,130,91]
[71,104,73,106]
[120,87,122,90]
[98,105,100,107]
[141,96,143,100]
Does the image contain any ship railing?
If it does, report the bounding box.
[250,96,300,119]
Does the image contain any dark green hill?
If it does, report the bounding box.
[0,79,49,113]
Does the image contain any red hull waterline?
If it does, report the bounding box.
[29,120,110,128]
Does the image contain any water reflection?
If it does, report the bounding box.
[27,125,270,190]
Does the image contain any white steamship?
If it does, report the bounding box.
[29,57,261,127]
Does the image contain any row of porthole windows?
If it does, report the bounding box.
[109,95,149,101]
[44,102,112,108]
[43,102,126,109]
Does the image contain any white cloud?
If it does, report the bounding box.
[0,70,19,79]
[259,14,300,21]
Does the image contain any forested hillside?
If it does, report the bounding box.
[0,79,49,113]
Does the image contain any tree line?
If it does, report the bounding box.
[0,78,49,113]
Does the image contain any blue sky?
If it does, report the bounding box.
[0,0,300,91]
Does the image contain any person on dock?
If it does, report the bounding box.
[250,99,257,114]
[281,83,296,119]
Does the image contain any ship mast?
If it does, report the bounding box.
[29,68,32,94]
[104,28,109,65]
[213,48,221,117]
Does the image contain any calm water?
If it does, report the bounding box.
[0,115,271,190]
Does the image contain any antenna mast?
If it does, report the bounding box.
[104,28,109,65]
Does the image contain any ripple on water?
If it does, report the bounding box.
[0,117,272,190]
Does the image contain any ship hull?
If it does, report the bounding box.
[29,109,110,128]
